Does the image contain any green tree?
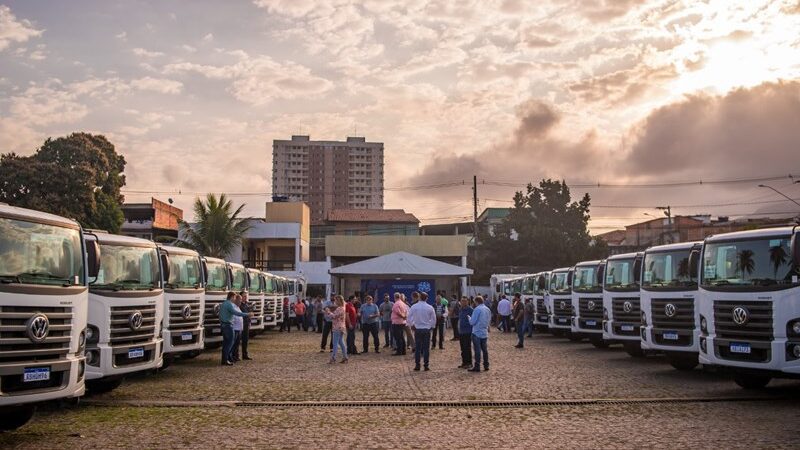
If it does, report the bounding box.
[737,249,755,280]
[0,133,126,232]
[177,193,251,258]
[474,179,607,282]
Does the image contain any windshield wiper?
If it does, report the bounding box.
[0,274,21,284]
[15,272,73,286]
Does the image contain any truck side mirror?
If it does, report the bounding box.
[201,260,208,285]
[791,231,800,269]
[596,264,605,285]
[633,257,643,284]
[160,253,171,283]
[688,249,700,279]
[87,240,101,279]
[537,276,545,290]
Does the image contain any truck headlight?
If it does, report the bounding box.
[700,337,707,353]
[700,316,708,335]
[78,329,86,352]
[789,320,800,336]
[793,344,800,359]
[641,312,647,326]
[86,325,99,345]
[603,308,609,321]
[86,349,100,367]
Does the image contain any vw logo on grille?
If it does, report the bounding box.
[213,303,221,317]
[732,306,749,325]
[181,304,193,320]
[587,300,596,311]
[664,303,677,318]
[559,301,566,310]
[26,314,50,343]
[128,311,144,330]
[623,301,633,313]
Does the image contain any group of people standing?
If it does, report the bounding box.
[219,291,255,366]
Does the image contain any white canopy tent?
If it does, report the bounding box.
[329,251,473,277]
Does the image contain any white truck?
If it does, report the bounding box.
[0,204,89,430]
[602,251,645,357]
[275,276,286,327]
[201,256,229,348]
[533,271,550,332]
[548,267,574,336]
[697,226,800,389]
[262,272,279,328]
[571,260,607,348]
[246,268,265,336]
[489,274,518,304]
[640,241,702,370]
[82,232,164,393]
[157,245,204,364]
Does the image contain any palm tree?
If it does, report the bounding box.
[177,193,251,258]
[736,249,755,280]
[769,245,788,280]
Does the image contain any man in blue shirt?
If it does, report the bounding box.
[319,295,334,353]
[407,291,436,371]
[457,296,473,369]
[219,291,252,366]
[468,296,491,372]
[360,295,381,353]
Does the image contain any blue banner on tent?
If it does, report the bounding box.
[360,279,435,305]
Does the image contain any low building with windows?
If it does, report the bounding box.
[120,198,182,241]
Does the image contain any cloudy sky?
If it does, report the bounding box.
[1,0,800,232]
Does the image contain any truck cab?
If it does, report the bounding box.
[533,271,550,331]
[246,268,265,336]
[0,204,88,430]
[640,241,702,370]
[157,245,204,362]
[83,232,164,393]
[201,256,229,348]
[697,226,800,389]
[262,272,279,328]
[521,274,536,329]
[275,276,286,326]
[548,267,574,336]
[602,251,645,357]
[571,260,607,347]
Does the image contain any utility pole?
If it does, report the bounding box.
[473,175,479,245]
[657,205,672,243]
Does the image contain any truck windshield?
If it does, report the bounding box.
[605,258,638,291]
[92,244,158,291]
[205,261,228,291]
[166,254,201,289]
[523,277,535,295]
[550,272,570,294]
[702,236,798,291]
[573,266,601,293]
[534,275,545,296]
[0,217,83,286]
[248,272,261,294]
[264,276,274,294]
[230,267,247,291]
[643,250,696,290]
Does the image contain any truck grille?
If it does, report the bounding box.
[110,305,156,346]
[578,297,603,319]
[651,298,694,346]
[0,306,73,363]
[250,300,263,317]
[553,298,571,315]
[168,300,202,330]
[713,300,773,342]
[265,299,276,315]
[612,297,640,322]
[536,298,545,313]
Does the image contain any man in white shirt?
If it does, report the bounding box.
[407,291,436,371]
[497,295,512,332]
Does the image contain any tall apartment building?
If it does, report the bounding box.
[272,135,385,223]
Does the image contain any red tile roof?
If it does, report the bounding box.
[325,209,419,223]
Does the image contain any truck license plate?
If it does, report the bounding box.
[181,332,193,341]
[586,320,597,326]
[621,325,635,332]
[730,342,751,354]
[251,318,258,325]
[128,347,145,359]
[558,318,568,324]
[23,367,50,382]
[663,331,679,340]
[212,328,220,334]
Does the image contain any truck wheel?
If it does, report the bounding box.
[667,355,698,371]
[590,338,609,349]
[205,342,222,350]
[180,350,201,360]
[734,375,771,390]
[567,332,583,342]
[623,342,646,358]
[86,378,123,394]
[0,405,35,431]
[158,355,173,371]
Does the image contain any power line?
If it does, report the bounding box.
[481,173,799,189]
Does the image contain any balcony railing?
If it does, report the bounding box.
[243,260,296,271]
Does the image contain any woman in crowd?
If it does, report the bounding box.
[326,295,348,364]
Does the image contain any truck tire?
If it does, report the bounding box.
[567,332,583,342]
[590,338,609,349]
[86,378,123,395]
[667,355,698,371]
[180,350,201,360]
[205,342,222,350]
[623,342,646,358]
[158,355,173,371]
[0,405,35,431]
[734,374,771,390]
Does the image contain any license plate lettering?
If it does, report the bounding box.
[586,320,597,326]
[621,325,635,332]
[181,332,192,341]
[128,348,144,359]
[730,342,751,354]
[23,367,50,382]
[212,328,220,334]
[558,318,567,324]
[663,331,679,341]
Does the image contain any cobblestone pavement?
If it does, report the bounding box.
[3,329,800,448]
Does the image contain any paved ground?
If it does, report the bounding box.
[3,328,800,448]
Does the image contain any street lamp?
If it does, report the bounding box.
[758,184,800,209]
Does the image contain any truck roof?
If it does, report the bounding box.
[574,259,604,267]
[203,256,226,264]
[551,267,572,273]
[0,203,81,229]
[645,241,702,253]
[85,231,156,248]
[606,251,642,261]
[157,244,199,256]
[705,226,794,243]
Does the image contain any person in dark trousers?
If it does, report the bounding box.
[219,292,252,365]
[458,296,473,368]
[345,296,358,355]
[408,291,436,371]
[360,295,381,353]
[280,297,290,332]
[469,296,491,372]
[431,294,446,350]
[449,295,460,341]
[379,294,394,349]
[314,297,324,333]
[524,297,535,338]
[320,296,334,352]
[513,295,526,348]
[239,291,253,360]
[391,293,408,355]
